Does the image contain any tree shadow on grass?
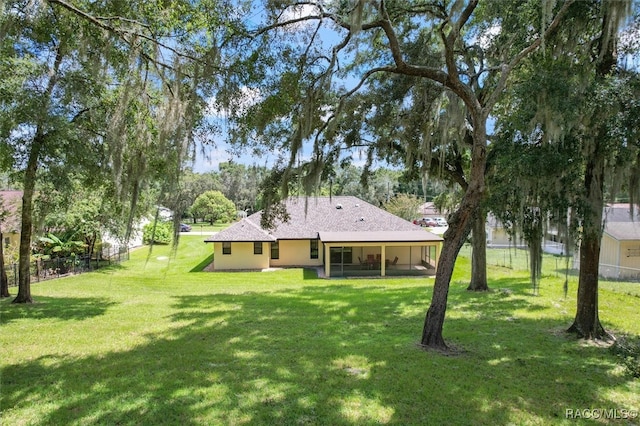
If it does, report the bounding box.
[0,296,116,324]
[2,283,638,425]
[449,278,551,313]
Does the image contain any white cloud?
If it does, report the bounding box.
[205,86,262,119]
[278,4,322,29]
[475,23,501,49]
[192,146,229,172]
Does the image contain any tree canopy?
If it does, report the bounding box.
[487,0,640,338]
[222,0,577,350]
[190,190,236,224]
[0,0,235,302]
[2,0,639,350]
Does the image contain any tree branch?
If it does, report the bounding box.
[46,0,207,74]
[313,66,391,147]
[484,0,576,113]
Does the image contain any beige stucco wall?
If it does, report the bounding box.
[3,232,20,250]
[270,239,323,267]
[2,232,20,263]
[213,242,270,270]
[596,233,640,279]
[487,226,513,246]
[620,240,640,272]
[599,233,620,267]
[212,239,442,277]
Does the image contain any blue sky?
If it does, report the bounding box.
[190,4,369,173]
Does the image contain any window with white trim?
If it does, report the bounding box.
[222,242,231,255]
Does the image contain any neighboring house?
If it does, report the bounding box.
[205,196,443,278]
[486,214,514,248]
[486,214,568,254]
[0,190,22,251]
[418,202,440,218]
[586,204,640,280]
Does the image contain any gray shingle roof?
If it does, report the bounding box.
[205,218,275,242]
[602,204,640,241]
[206,196,440,242]
[604,204,640,223]
[604,222,640,241]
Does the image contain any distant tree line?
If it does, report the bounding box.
[179,163,440,223]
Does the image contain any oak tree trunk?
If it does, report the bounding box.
[0,231,9,298]
[567,144,609,339]
[468,209,488,291]
[567,8,617,340]
[421,120,487,350]
[12,47,62,304]
[568,231,608,339]
[12,133,45,304]
[421,209,474,349]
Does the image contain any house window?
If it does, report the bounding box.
[3,237,9,248]
[310,239,318,259]
[222,242,231,255]
[271,241,279,259]
[254,242,263,255]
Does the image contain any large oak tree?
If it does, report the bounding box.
[228,0,575,350]
[0,0,229,302]
[488,0,639,339]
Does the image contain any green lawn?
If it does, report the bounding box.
[182,221,231,233]
[1,236,639,425]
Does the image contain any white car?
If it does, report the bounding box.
[434,217,448,227]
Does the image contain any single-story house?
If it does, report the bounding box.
[0,190,22,251]
[486,214,568,254]
[205,196,443,278]
[486,214,513,248]
[590,204,640,280]
[418,201,444,218]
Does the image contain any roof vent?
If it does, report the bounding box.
[359,217,365,221]
[355,203,360,207]
[336,203,343,209]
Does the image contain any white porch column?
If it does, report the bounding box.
[324,244,331,277]
[381,245,386,276]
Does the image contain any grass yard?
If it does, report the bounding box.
[1,236,639,425]
[183,221,232,233]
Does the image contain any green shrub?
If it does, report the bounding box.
[34,233,87,258]
[142,221,173,245]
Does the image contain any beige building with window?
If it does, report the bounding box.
[592,204,640,280]
[205,196,443,278]
[0,191,22,253]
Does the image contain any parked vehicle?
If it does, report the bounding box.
[434,217,448,227]
[417,217,437,227]
[180,223,192,232]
